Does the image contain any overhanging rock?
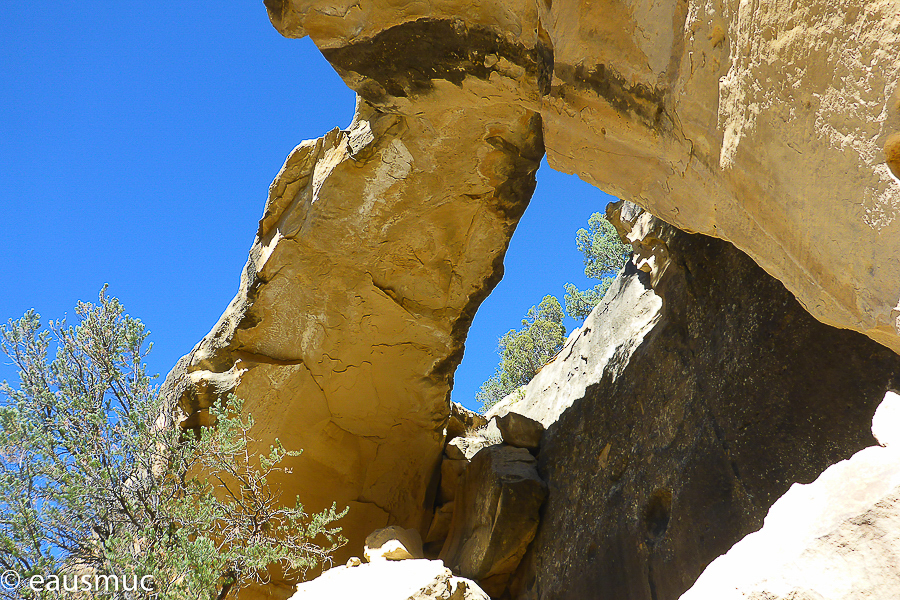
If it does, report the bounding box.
[266,0,900,354]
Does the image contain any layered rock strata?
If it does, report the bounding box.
[266,0,900,354]
[165,2,900,596]
[507,204,900,599]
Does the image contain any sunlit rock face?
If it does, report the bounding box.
[266,0,900,354]
[167,1,900,596]
[542,0,900,354]
[162,96,543,572]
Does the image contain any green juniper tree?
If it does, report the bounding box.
[476,296,566,411]
[0,287,346,599]
[563,212,632,320]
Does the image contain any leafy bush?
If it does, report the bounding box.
[0,287,345,599]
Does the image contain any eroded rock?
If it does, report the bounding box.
[447,402,488,442]
[541,0,900,355]
[266,0,900,355]
[364,526,424,562]
[425,502,455,547]
[440,445,547,597]
[510,208,900,600]
[487,203,666,428]
[445,435,494,462]
[681,392,900,600]
[438,459,466,505]
[162,69,543,570]
[289,559,489,600]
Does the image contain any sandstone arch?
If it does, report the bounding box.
[164,0,900,594]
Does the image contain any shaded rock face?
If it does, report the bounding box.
[682,393,900,600]
[495,413,544,449]
[162,92,543,567]
[364,526,424,562]
[265,0,900,355]
[486,201,669,428]
[513,221,900,600]
[440,445,547,598]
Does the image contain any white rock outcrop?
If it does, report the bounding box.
[290,559,489,600]
[364,526,424,562]
[680,391,900,600]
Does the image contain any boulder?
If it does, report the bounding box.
[495,413,544,450]
[289,559,489,600]
[440,445,547,597]
[447,402,487,442]
[681,392,900,600]
[438,459,466,505]
[364,526,424,562]
[424,502,455,546]
[445,435,494,462]
[510,208,900,600]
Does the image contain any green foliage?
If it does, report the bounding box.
[564,212,631,320]
[476,296,566,411]
[0,287,346,599]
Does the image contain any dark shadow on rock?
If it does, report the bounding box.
[511,227,900,600]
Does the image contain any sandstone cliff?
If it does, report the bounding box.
[162,93,543,569]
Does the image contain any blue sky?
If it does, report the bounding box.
[0,3,615,412]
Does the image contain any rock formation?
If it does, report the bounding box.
[681,392,900,600]
[505,203,900,599]
[264,0,900,354]
[439,445,546,597]
[160,1,900,597]
[289,558,490,599]
[494,413,544,450]
[162,46,543,572]
[364,526,424,562]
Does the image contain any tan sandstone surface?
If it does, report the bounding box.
[265,0,900,353]
[542,0,900,354]
[162,92,544,572]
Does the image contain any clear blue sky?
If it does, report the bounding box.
[0,3,616,413]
